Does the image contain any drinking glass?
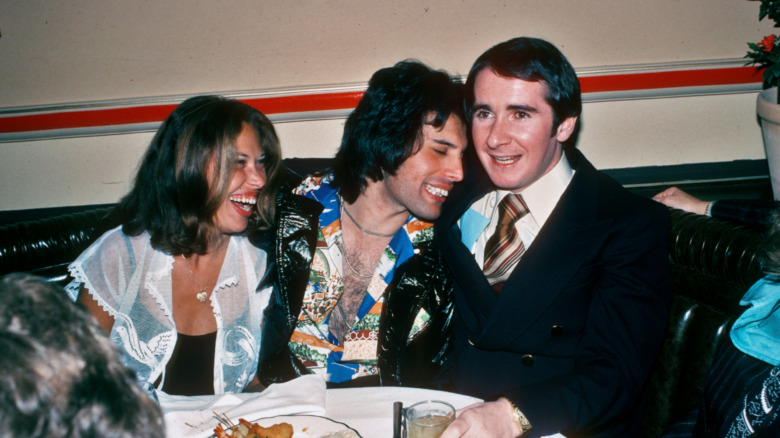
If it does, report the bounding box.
[404,400,455,438]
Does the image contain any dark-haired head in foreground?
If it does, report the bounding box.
[0,273,164,438]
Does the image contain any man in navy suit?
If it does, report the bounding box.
[436,37,672,438]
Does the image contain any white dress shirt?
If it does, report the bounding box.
[460,154,575,269]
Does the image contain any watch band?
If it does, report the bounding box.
[704,201,714,217]
[502,397,533,435]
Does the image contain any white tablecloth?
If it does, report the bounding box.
[158,377,481,438]
[159,375,327,437]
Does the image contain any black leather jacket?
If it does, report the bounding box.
[253,187,454,388]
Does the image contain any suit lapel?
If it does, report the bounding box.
[436,163,497,332]
[471,151,613,350]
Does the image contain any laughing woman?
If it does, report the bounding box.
[66,95,281,396]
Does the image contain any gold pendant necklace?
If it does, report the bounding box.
[180,255,209,303]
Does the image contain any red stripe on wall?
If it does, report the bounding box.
[0,91,365,135]
[0,105,180,134]
[579,66,761,93]
[242,92,365,114]
[0,68,761,135]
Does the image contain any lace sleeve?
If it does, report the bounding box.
[66,226,136,317]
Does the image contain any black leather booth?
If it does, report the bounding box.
[0,157,766,437]
[641,209,764,437]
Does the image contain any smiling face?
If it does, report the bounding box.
[380,114,467,221]
[210,123,267,235]
[471,69,577,193]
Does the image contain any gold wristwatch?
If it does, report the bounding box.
[503,398,533,436]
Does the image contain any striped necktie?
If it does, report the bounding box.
[483,194,529,288]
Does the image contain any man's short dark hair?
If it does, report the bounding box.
[465,37,582,132]
[0,273,165,438]
[334,60,465,203]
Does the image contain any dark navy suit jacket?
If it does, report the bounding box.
[434,148,673,438]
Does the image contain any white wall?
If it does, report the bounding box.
[0,0,774,210]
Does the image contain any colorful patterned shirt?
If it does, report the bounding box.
[289,173,434,383]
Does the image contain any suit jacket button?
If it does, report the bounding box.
[522,354,535,366]
[468,339,475,347]
[551,325,563,336]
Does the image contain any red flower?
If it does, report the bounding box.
[760,34,777,52]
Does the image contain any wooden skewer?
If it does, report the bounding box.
[213,411,236,429]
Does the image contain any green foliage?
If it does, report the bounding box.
[759,0,780,25]
[747,0,780,100]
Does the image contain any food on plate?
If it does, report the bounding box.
[214,418,293,438]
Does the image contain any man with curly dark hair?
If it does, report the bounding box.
[256,60,467,387]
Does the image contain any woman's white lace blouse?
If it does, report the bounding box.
[66,226,271,394]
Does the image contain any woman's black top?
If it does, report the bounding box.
[160,331,217,396]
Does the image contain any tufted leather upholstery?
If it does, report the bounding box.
[641,209,765,438]
[0,207,118,285]
[0,178,766,436]
[0,158,329,287]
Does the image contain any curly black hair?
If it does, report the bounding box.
[333,60,465,203]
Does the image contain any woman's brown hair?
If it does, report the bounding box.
[119,95,281,255]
